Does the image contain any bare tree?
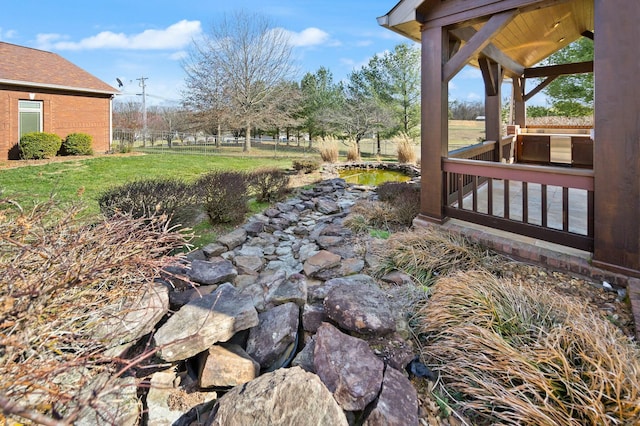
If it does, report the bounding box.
[183,11,297,152]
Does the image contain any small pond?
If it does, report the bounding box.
[338,169,411,186]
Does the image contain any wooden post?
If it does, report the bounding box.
[480,57,503,161]
[513,76,526,128]
[592,0,640,276]
[415,25,449,225]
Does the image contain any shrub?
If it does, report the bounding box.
[248,167,290,203]
[98,178,199,226]
[61,132,93,156]
[19,132,62,159]
[346,143,360,162]
[318,141,339,163]
[416,270,640,425]
[377,182,420,225]
[196,170,249,224]
[292,159,321,173]
[396,134,417,164]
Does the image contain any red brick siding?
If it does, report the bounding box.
[0,85,112,160]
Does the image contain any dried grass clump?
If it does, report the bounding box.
[0,198,190,424]
[416,270,640,425]
[318,140,339,163]
[346,142,360,162]
[394,133,417,164]
[344,200,396,233]
[374,228,493,285]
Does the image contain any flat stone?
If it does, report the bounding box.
[381,270,415,286]
[234,256,264,275]
[217,228,247,250]
[154,283,258,362]
[303,250,341,277]
[316,198,341,215]
[308,274,375,302]
[298,243,319,262]
[302,303,327,333]
[146,370,184,426]
[266,273,308,306]
[313,322,384,411]
[324,278,396,335]
[210,367,347,426]
[188,258,237,286]
[316,235,344,248]
[236,245,264,257]
[169,284,218,309]
[363,367,419,426]
[246,302,299,371]
[243,220,266,236]
[202,242,227,258]
[198,344,260,388]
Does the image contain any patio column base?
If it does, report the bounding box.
[591,259,640,280]
[413,214,449,227]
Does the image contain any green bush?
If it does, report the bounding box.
[98,178,199,226]
[196,170,249,224]
[292,159,321,174]
[19,132,62,159]
[248,168,290,203]
[61,132,93,156]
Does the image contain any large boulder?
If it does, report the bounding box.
[210,367,348,426]
[154,283,258,361]
[188,258,237,286]
[198,344,260,388]
[363,366,419,426]
[246,302,299,371]
[313,323,384,411]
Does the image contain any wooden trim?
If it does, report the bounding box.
[442,158,594,190]
[444,10,516,81]
[445,207,594,251]
[524,76,558,101]
[421,0,565,29]
[524,61,594,78]
[449,140,496,158]
[449,27,525,76]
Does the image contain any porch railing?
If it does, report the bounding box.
[443,158,594,251]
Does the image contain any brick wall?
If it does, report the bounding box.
[0,85,112,160]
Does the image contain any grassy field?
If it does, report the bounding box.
[0,154,296,216]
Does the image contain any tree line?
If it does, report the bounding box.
[113,11,594,151]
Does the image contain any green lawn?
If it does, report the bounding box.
[0,153,298,216]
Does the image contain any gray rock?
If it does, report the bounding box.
[169,284,218,309]
[243,220,265,236]
[154,283,258,361]
[233,274,258,290]
[316,235,343,248]
[146,370,186,426]
[308,274,375,302]
[324,278,396,335]
[267,273,308,306]
[316,198,341,214]
[302,303,327,333]
[198,344,260,388]
[246,302,299,371]
[73,374,139,426]
[210,367,348,426]
[202,242,227,258]
[95,282,169,358]
[381,270,415,286]
[363,367,419,426]
[303,250,341,277]
[217,228,247,250]
[291,336,315,372]
[298,243,319,262]
[236,245,264,257]
[313,322,384,411]
[234,255,264,275]
[188,258,237,286]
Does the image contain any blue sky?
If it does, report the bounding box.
[0,0,531,107]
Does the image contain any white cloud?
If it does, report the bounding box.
[449,81,457,90]
[466,92,482,100]
[0,28,17,40]
[36,20,201,51]
[283,27,331,47]
[169,51,188,61]
[459,67,482,79]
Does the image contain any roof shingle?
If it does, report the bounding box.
[0,41,118,94]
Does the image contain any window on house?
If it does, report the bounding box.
[18,100,43,137]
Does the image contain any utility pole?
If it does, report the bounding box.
[137,76,148,146]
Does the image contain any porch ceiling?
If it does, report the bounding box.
[379,0,594,76]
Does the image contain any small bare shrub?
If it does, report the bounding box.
[98,178,199,226]
[318,141,339,163]
[0,198,189,424]
[248,167,290,202]
[415,270,640,425]
[196,170,249,224]
[345,200,396,232]
[395,133,417,164]
[346,143,360,162]
[377,182,420,226]
[292,158,320,173]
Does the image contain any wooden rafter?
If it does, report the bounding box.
[444,10,516,81]
[524,61,593,78]
[450,26,525,76]
[524,76,558,101]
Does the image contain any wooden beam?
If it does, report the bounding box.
[524,75,558,101]
[513,77,526,126]
[450,26,525,76]
[444,10,516,81]
[479,56,499,96]
[524,61,593,78]
[421,0,570,29]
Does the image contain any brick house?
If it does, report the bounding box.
[0,41,118,160]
